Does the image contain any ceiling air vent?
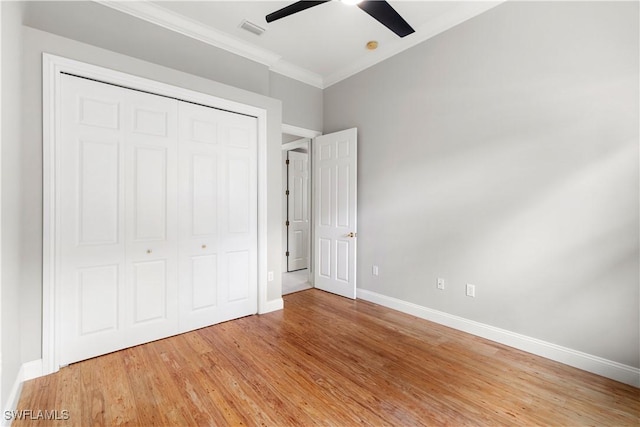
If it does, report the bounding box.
[240,20,266,36]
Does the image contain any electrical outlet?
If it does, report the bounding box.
[437,278,445,290]
[268,271,274,282]
[372,265,379,276]
[466,283,476,298]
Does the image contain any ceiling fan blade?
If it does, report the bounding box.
[357,1,415,38]
[266,1,331,23]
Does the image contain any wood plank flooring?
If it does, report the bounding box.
[14,289,640,426]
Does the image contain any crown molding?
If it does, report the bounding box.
[95,0,325,88]
[271,60,324,89]
[95,1,504,90]
[323,1,505,88]
[96,1,282,66]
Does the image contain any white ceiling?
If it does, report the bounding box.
[100,1,503,88]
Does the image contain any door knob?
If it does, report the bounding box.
[202,244,207,249]
[347,232,357,238]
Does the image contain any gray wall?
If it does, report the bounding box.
[22,1,324,133]
[270,72,323,132]
[1,0,26,406]
[23,1,270,96]
[324,1,639,367]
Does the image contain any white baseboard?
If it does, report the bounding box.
[21,360,43,383]
[357,289,640,388]
[1,359,43,426]
[260,297,284,314]
[2,367,24,427]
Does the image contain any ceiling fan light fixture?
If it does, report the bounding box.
[266,1,414,38]
[341,0,364,6]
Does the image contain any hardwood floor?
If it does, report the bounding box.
[14,289,640,426]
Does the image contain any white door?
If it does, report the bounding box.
[58,74,258,366]
[177,102,257,332]
[314,128,357,299]
[287,150,309,272]
[59,74,179,364]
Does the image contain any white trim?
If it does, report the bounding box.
[1,360,43,427]
[281,124,321,139]
[42,52,57,377]
[93,0,503,89]
[262,297,284,314]
[281,138,310,152]
[270,61,323,89]
[0,2,4,412]
[256,103,270,315]
[21,360,43,383]
[1,367,23,427]
[357,289,640,388]
[95,0,280,67]
[95,0,324,89]
[42,53,269,375]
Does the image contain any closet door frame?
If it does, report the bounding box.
[42,53,269,375]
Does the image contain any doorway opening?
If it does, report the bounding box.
[279,126,358,299]
[281,132,315,295]
[286,147,309,273]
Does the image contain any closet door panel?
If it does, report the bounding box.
[191,255,218,310]
[227,250,250,302]
[219,114,258,318]
[227,156,250,234]
[59,75,128,365]
[77,265,119,335]
[178,103,222,331]
[191,154,218,236]
[123,90,179,346]
[133,146,168,241]
[78,140,120,245]
[132,260,168,323]
[178,103,257,331]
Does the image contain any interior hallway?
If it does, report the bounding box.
[282,268,312,295]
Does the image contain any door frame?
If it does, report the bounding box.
[284,144,310,273]
[42,53,269,375]
[281,126,321,288]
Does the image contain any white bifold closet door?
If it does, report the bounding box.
[58,74,257,366]
[177,102,257,332]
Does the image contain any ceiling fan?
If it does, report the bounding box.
[265,0,415,38]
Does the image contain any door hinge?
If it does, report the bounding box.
[285,190,290,196]
[285,251,290,257]
[285,159,290,165]
[285,220,290,226]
